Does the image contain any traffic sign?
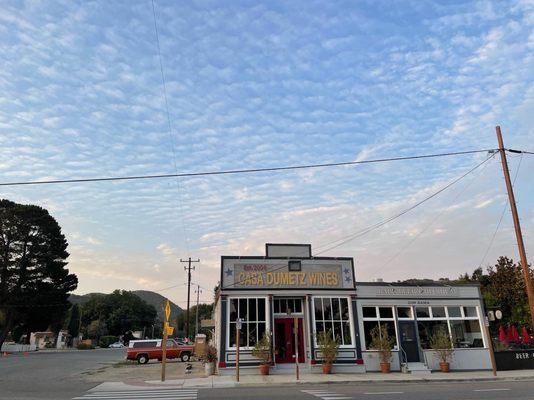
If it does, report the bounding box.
[164,300,171,322]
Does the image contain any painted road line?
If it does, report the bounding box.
[363,392,404,395]
[301,389,352,399]
[73,388,198,400]
[473,388,511,392]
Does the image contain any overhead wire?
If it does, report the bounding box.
[0,149,497,187]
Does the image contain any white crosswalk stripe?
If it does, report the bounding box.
[301,389,352,400]
[73,388,198,400]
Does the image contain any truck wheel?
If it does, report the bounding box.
[181,352,191,362]
[137,354,149,364]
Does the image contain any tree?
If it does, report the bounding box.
[87,319,107,341]
[67,304,81,339]
[176,303,213,337]
[80,290,157,337]
[0,199,78,349]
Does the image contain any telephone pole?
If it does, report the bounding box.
[181,257,200,340]
[195,284,202,336]
[496,126,534,328]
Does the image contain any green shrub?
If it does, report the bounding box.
[77,343,94,350]
[370,324,394,363]
[429,327,454,363]
[316,329,340,365]
[99,335,119,348]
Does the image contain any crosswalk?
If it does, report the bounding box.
[301,389,352,400]
[73,388,198,400]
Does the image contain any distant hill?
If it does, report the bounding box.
[69,290,183,321]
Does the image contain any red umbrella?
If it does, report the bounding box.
[511,325,520,342]
[498,324,507,343]
[522,326,531,345]
[507,325,514,342]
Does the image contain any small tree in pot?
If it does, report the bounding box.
[316,330,339,374]
[430,328,454,372]
[370,324,394,373]
[252,332,271,375]
[203,345,217,376]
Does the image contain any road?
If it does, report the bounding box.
[0,348,125,400]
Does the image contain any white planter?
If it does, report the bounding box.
[205,362,215,376]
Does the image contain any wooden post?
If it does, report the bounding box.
[236,319,241,382]
[161,322,168,382]
[294,317,299,380]
[483,316,497,376]
[496,126,534,328]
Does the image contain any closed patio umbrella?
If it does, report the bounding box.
[521,326,531,345]
[506,325,514,342]
[498,324,507,343]
[511,325,520,342]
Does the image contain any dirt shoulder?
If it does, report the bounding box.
[81,360,206,383]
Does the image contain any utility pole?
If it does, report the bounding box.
[195,284,202,336]
[496,126,534,328]
[181,257,200,340]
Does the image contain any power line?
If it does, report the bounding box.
[313,154,495,255]
[0,149,496,187]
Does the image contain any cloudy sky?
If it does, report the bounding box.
[1,0,533,306]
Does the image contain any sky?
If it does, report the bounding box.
[1,0,533,307]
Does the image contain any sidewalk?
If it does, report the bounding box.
[91,369,534,391]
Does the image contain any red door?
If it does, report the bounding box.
[274,318,304,363]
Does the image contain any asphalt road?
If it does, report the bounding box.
[0,348,126,400]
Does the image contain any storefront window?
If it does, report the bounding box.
[362,306,397,350]
[397,307,413,319]
[314,297,352,346]
[229,298,267,348]
[450,320,483,348]
[274,298,302,314]
[432,307,446,318]
[418,320,449,349]
[416,307,430,318]
[447,306,461,318]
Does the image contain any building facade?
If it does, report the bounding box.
[214,243,492,374]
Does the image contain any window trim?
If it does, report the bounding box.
[311,296,355,348]
[226,296,269,350]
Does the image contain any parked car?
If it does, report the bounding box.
[126,339,194,364]
[108,342,125,349]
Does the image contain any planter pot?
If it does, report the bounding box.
[322,363,333,374]
[380,362,391,373]
[439,362,450,373]
[259,363,270,375]
[205,362,215,376]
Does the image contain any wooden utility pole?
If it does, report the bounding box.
[496,126,534,328]
[195,284,202,336]
[181,257,200,340]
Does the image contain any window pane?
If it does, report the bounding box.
[332,298,341,320]
[248,323,258,347]
[463,306,477,318]
[258,298,266,321]
[257,323,266,342]
[282,299,288,314]
[363,321,379,349]
[432,307,446,318]
[287,299,295,314]
[450,320,483,348]
[397,307,412,319]
[340,298,349,320]
[448,306,461,318]
[316,321,325,334]
[229,323,236,347]
[295,299,302,313]
[230,299,238,321]
[383,321,397,348]
[323,298,332,320]
[239,298,247,319]
[314,298,323,321]
[249,299,257,321]
[333,322,342,343]
[362,307,376,318]
[418,321,449,349]
[239,322,247,347]
[379,307,393,319]
[274,299,280,314]
[342,321,352,345]
[416,307,430,318]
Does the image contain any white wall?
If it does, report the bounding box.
[362,350,401,371]
[423,349,491,370]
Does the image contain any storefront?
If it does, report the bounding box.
[213,243,492,374]
[214,243,364,374]
[356,283,492,372]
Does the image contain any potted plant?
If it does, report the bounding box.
[203,345,217,376]
[252,332,271,375]
[316,330,339,374]
[370,324,394,373]
[430,328,454,372]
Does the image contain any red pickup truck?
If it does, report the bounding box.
[127,339,194,364]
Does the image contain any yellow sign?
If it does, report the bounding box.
[164,300,171,322]
[166,326,174,335]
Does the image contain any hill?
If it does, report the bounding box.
[69,290,183,321]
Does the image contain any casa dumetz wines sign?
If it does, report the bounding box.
[223,262,354,289]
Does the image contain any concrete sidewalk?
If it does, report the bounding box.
[91,369,534,391]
